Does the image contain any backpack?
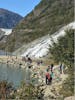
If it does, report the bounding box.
[46,72,50,79]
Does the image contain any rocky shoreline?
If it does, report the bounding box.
[0,56,26,68]
[0,56,71,100]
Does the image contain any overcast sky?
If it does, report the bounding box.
[0,0,41,17]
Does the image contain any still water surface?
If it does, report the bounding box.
[0,63,26,88]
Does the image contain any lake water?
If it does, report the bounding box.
[0,63,26,88]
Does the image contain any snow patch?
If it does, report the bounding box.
[0,28,12,35]
[21,22,75,58]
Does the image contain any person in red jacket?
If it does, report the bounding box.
[45,69,50,85]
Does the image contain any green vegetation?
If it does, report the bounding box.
[0,81,15,99]
[0,0,73,52]
[49,29,74,98]
[0,81,44,100]
[15,82,44,100]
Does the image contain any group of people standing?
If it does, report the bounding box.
[45,63,64,85]
[45,64,54,85]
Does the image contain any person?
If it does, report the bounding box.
[46,66,50,72]
[22,57,26,62]
[50,71,54,84]
[50,64,54,72]
[59,63,64,74]
[28,57,32,63]
[45,69,50,85]
[60,63,62,74]
[37,61,40,66]
[40,60,43,64]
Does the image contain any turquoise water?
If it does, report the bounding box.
[0,63,26,88]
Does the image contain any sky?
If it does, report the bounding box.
[0,0,41,17]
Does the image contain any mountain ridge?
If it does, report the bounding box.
[0,8,23,28]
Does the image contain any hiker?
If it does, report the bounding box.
[62,63,64,74]
[40,60,43,64]
[50,71,54,84]
[22,57,26,62]
[46,66,50,72]
[27,57,32,63]
[37,61,40,66]
[50,64,54,72]
[45,69,50,85]
[59,63,64,74]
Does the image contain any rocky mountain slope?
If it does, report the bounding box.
[0,28,12,35]
[0,8,23,28]
[13,22,75,58]
[0,8,23,47]
[2,0,73,52]
[0,28,12,43]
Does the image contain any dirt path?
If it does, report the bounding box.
[32,63,68,99]
[28,61,68,99]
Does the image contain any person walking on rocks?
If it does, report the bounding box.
[50,64,54,72]
[45,69,50,85]
[59,63,64,74]
[46,66,50,72]
[50,71,54,84]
